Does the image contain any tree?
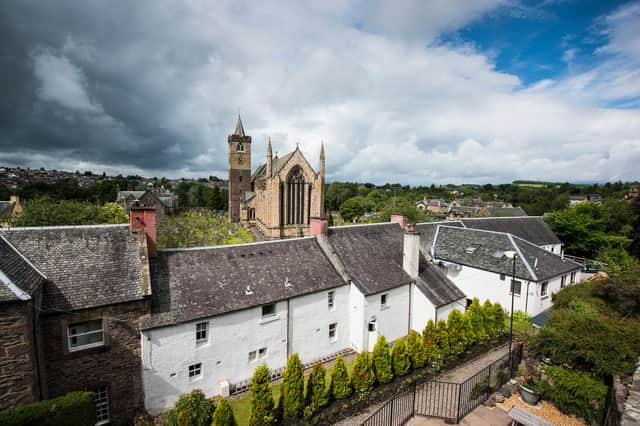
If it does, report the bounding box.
[391,338,411,377]
[482,300,497,341]
[13,198,100,226]
[446,310,466,355]
[339,196,371,221]
[249,364,275,426]
[422,320,440,368]
[351,351,376,393]
[466,298,486,343]
[97,202,128,224]
[329,355,352,400]
[167,389,213,426]
[492,303,506,339]
[207,185,224,211]
[434,320,450,358]
[212,398,236,426]
[406,330,427,369]
[372,335,393,384]
[281,354,305,419]
[305,364,328,410]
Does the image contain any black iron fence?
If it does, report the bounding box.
[361,344,522,425]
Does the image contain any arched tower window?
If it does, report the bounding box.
[237,142,245,152]
[285,167,307,225]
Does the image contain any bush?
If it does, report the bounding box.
[540,366,608,424]
[329,355,352,400]
[482,300,496,340]
[406,330,427,369]
[422,320,441,369]
[281,354,305,419]
[249,364,275,426]
[434,320,450,358]
[391,338,411,377]
[306,364,328,410]
[446,310,467,355]
[211,398,236,426]
[466,298,486,342]
[0,391,96,426]
[372,335,394,384]
[492,303,506,339]
[351,351,376,393]
[167,389,214,426]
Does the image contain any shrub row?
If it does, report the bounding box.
[0,391,96,426]
[167,389,236,426]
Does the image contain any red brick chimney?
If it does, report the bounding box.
[130,207,157,257]
[310,217,329,236]
[390,214,407,229]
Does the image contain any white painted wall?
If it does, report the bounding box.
[541,243,562,254]
[349,283,366,352]
[436,299,467,323]
[364,284,410,350]
[410,283,435,333]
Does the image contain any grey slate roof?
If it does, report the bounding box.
[0,225,146,312]
[461,217,561,246]
[416,221,463,252]
[415,256,465,307]
[0,235,47,303]
[431,226,581,282]
[327,223,412,295]
[142,237,345,329]
[481,207,527,217]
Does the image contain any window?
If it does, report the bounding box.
[196,322,208,344]
[248,351,257,362]
[570,271,576,284]
[541,282,549,297]
[380,293,388,309]
[237,142,245,152]
[510,280,522,296]
[329,323,337,341]
[258,347,267,359]
[560,275,566,288]
[94,386,109,425]
[499,274,506,281]
[261,304,276,318]
[67,319,104,352]
[188,362,202,379]
[327,291,335,310]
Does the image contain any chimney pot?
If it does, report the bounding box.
[130,207,157,257]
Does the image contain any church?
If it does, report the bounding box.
[227,115,326,239]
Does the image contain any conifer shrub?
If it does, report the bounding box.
[306,363,328,410]
[0,391,96,426]
[434,319,450,358]
[211,398,236,426]
[372,335,394,384]
[281,354,305,419]
[249,364,275,426]
[482,300,497,340]
[167,389,214,426]
[351,351,376,393]
[446,309,466,355]
[406,330,427,369]
[391,338,411,377]
[422,320,441,369]
[329,355,352,400]
[466,298,486,342]
[462,313,475,348]
[492,303,506,339]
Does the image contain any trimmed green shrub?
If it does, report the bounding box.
[462,314,475,348]
[492,303,506,339]
[211,398,236,426]
[372,335,394,384]
[406,330,427,369]
[281,354,305,419]
[329,355,352,400]
[351,351,376,393]
[306,364,328,410]
[0,391,96,426]
[434,320,450,358]
[446,309,466,355]
[540,366,608,424]
[167,389,214,426]
[466,298,486,342]
[391,338,411,377]
[422,320,441,369]
[482,300,496,340]
[249,364,275,426]
[422,320,437,346]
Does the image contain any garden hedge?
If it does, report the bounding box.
[0,391,96,426]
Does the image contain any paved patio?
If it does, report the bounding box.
[407,405,511,426]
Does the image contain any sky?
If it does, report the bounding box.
[1,0,639,185]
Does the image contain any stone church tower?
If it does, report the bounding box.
[227,116,325,239]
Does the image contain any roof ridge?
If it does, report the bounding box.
[158,236,315,252]
[328,221,399,230]
[462,216,539,221]
[507,234,538,281]
[510,234,582,267]
[0,234,48,280]
[2,223,129,231]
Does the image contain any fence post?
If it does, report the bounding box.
[389,394,394,425]
[412,381,417,418]
[456,383,463,423]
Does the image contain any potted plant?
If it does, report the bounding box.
[517,362,541,405]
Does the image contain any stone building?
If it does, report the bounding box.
[117,184,176,216]
[227,116,325,239]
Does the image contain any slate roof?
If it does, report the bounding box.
[252,151,296,181]
[460,217,561,246]
[481,207,528,217]
[416,221,464,252]
[0,225,146,312]
[142,237,345,329]
[415,256,465,307]
[431,226,581,282]
[327,223,412,295]
[0,235,47,303]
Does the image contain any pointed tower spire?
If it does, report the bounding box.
[234,114,245,137]
[266,137,273,177]
[319,141,325,178]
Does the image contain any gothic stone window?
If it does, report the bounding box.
[237,142,245,152]
[284,167,309,225]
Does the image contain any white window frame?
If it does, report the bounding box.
[541,281,549,298]
[67,319,104,352]
[570,271,576,284]
[188,362,202,380]
[380,293,389,309]
[329,323,337,342]
[94,386,110,426]
[195,321,209,345]
[327,291,335,310]
[510,280,522,297]
[261,304,276,319]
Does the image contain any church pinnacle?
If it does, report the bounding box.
[233,114,245,137]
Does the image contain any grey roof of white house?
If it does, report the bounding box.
[460,217,560,246]
[415,256,465,307]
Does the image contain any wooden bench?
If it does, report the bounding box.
[508,406,553,426]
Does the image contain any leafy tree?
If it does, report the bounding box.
[339,196,372,221]
[422,320,440,368]
[305,364,328,410]
[156,212,253,248]
[281,354,305,419]
[466,298,486,343]
[167,389,214,426]
[446,310,467,355]
[351,351,376,393]
[207,185,225,211]
[97,202,128,224]
[212,398,236,426]
[481,300,497,341]
[372,335,394,384]
[492,303,506,339]
[391,338,411,377]
[249,364,275,426]
[329,355,352,400]
[461,313,475,348]
[406,330,427,369]
[434,320,450,358]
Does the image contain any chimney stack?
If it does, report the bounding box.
[129,206,157,257]
[391,214,407,229]
[310,217,329,236]
[402,225,420,279]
